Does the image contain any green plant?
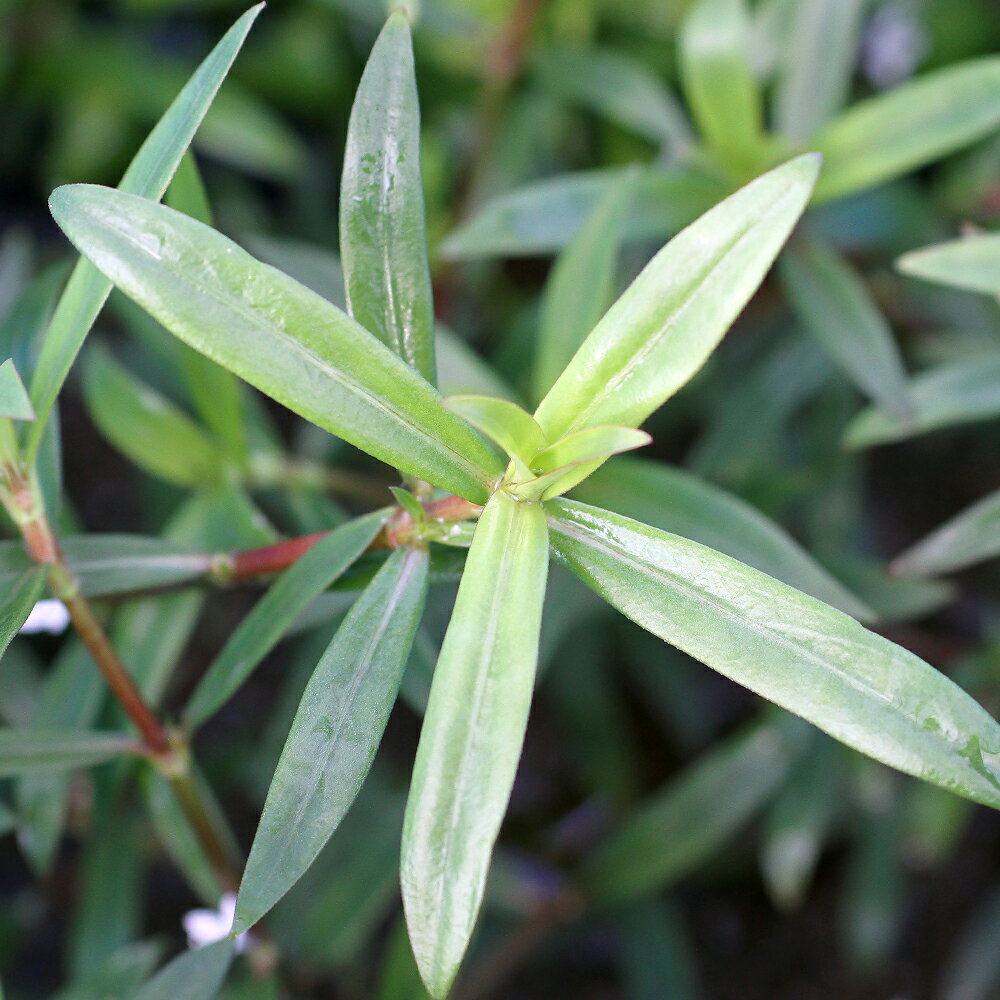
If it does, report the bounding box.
[4,4,1000,999]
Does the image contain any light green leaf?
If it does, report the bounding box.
[679,0,765,175]
[444,394,544,467]
[532,172,636,404]
[341,12,435,383]
[534,155,820,440]
[773,0,868,142]
[533,426,651,474]
[49,186,503,503]
[780,237,911,418]
[547,498,1000,811]
[892,486,1000,577]
[166,151,214,225]
[185,511,388,728]
[845,353,1000,448]
[27,5,263,458]
[0,568,46,658]
[813,57,1000,203]
[132,940,233,1000]
[441,166,724,259]
[572,457,872,619]
[0,729,137,776]
[0,359,33,420]
[898,232,1000,298]
[84,346,223,487]
[586,716,802,902]
[235,545,428,933]
[401,491,549,998]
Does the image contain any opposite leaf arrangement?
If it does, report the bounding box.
[0,4,998,999]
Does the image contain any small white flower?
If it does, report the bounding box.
[182,893,248,953]
[19,599,70,635]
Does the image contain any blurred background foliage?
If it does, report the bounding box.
[5,0,1000,998]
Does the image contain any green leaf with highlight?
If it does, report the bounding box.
[444,395,544,466]
[898,232,1000,298]
[401,491,549,998]
[0,360,34,421]
[341,12,435,383]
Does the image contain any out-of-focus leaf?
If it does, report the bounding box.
[781,237,911,418]
[679,0,765,175]
[0,730,137,775]
[893,486,1000,576]
[586,716,802,902]
[574,457,872,619]
[813,58,1000,203]
[27,5,264,456]
[0,359,34,420]
[235,545,428,933]
[401,491,549,998]
[617,898,703,1000]
[377,918,431,1000]
[899,232,1000,298]
[185,512,386,727]
[547,498,1000,811]
[533,172,635,404]
[49,186,502,504]
[534,156,819,440]
[132,940,233,1000]
[534,46,693,152]
[51,942,164,1000]
[441,167,724,259]
[166,151,213,225]
[774,0,868,141]
[341,12,435,383]
[84,346,222,486]
[437,327,518,402]
[936,888,1000,1000]
[845,353,1000,448]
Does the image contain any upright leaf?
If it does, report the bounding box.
[49,186,503,503]
[547,498,1000,810]
[132,940,233,1000]
[341,12,435,383]
[781,237,912,418]
[401,491,549,998]
[185,511,388,728]
[532,172,635,404]
[234,545,428,933]
[534,156,819,440]
[0,360,34,421]
[813,58,1000,203]
[27,5,263,456]
[679,0,765,175]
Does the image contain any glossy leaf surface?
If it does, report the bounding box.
[547,498,1000,810]
[341,12,435,383]
[401,491,549,998]
[27,5,263,454]
[185,511,387,727]
[49,185,502,503]
[534,155,819,440]
[235,545,428,933]
[813,58,1000,202]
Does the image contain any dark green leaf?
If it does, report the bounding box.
[132,940,233,1000]
[0,568,45,659]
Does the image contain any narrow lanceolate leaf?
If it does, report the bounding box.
[773,0,868,142]
[26,5,263,456]
[532,172,636,404]
[0,568,46,657]
[185,511,388,728]
[48,187,503,503]
[781,237,912,418]
[132,940,233,1000]
[84,346,222,487]
[679,0,765,175]
[0,730,137,776]
[572,458,872,619]
[898,232,1000,298]
[402,491,549,998]
[547,499,1000,811]
[444,395,545,467]
[534,155,820,441]
[813,57,1000,203]
[0,360,34,420]
[341,12,435,383]
[845,353,1000,448]
[235,545,428,934]
[587,717,802,903]
[892,487,1000,577]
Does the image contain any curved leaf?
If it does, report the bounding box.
[547,498,1000,810]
